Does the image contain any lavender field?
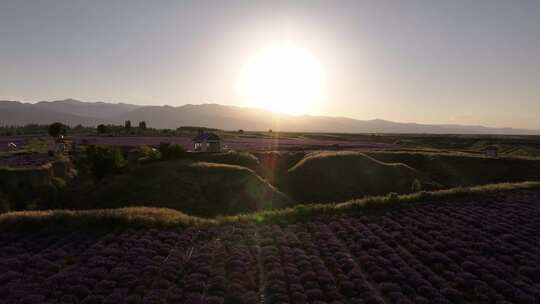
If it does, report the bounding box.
[75,135,397,151]
[1,190,539,304]
[0,134,396,153]
[0,134,394,169]
[0,153,53,168]
[0,137,27,152]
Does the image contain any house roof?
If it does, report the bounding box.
[193,132,221,142]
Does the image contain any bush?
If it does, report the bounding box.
[129,146,161,163]
[158,142,187,160]
[48,122,67,138]
[411,178,423,192]
[52,177,67,189]
[97,124,109,135]
[85,145,126,179]
[385,192,399,203]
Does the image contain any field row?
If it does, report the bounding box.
[0,190,539,304]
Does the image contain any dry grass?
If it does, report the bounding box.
[0,207,212,231]
[221,181,540,224]
[2,181,539,231]
[289,150,410,170]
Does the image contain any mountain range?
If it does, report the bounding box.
[1,99,539,135]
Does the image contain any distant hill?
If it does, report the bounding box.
[1,99,539,135]
[33,98,141,118]
[0,100,105,126]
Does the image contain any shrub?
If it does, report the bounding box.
[411,178,423,192]
[385,192,400,203]
[158,142,187,160]
[48,122,67,138]
[84,145,126,179]
[52,177,67,189]
[131,146,161,163]
[294,204,310,217]
[97,124,109,135]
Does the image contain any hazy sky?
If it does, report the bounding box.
[1,0,539,128]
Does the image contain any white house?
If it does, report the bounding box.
[192,132,222,152]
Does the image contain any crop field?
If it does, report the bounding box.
[0,134,397,154]
[0,153,53,168]
[0,137,27,152]
[74,135,397,151]
[1,189,539,304]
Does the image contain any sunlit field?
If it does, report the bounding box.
[2,0,540,303]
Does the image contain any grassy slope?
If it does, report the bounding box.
[364,151,540,187]
[252,151,307,183]
[284,151,437,203]
[2,181,539,231]
[254,150,540,194]
[188,151,263,174]
[65,159,292,217]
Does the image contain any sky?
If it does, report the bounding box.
[1,0,540,129]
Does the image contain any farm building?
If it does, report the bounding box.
[192,132,222,152]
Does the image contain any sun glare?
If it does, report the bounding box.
[237,46,325,115]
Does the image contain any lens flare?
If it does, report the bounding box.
[237,46,325,115]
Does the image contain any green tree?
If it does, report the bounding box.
[85,145,126,179]
[48,122,67,138]
[125,120,131,129]
[97,124,109,135]
[158,142,187,160]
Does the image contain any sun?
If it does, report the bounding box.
[237,46,325,115]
